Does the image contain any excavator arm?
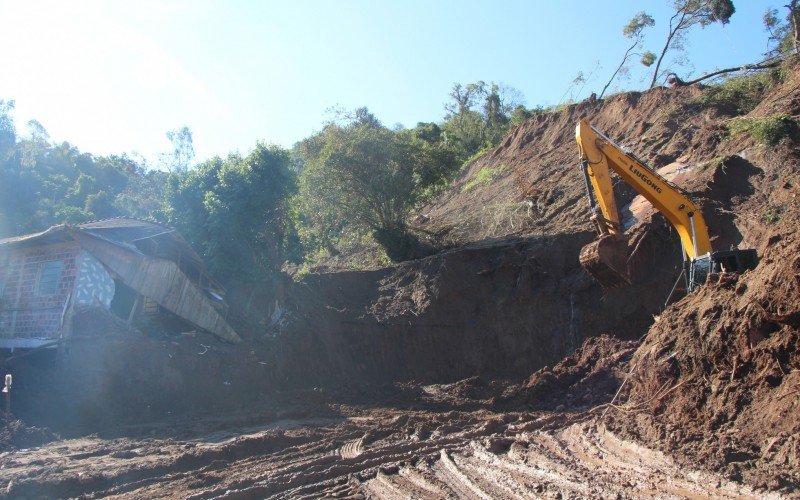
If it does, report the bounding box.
[576,120,712,259]
[575,120,748,291]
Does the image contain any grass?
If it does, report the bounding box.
[689,70,777,115]
[726,114,797,147]
[762,206,783,225]
[461,164,506,193]
[461,146,492,168]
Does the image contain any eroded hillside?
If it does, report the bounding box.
[267,58,799,390]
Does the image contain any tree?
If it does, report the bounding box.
[442,81,524,158]
[0,100,15,160]
[508,105,532,127]
[300,124,417,261]
[0,110,166,236]
[764,2,800,55]
[483,84,510,145]
[85,190,118,219]
[443,82,488,155]
[600,12,656,98]
[162,126,195,172]
[792,0,800,52]
[649,0,736,88]
[297,111,459,262]
[26,119,49,142]
[166,144,296,287]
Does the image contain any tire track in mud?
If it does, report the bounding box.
[0,410,779,499]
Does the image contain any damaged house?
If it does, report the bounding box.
[0,218,240,350]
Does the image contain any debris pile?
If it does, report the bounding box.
[609,222,800,490]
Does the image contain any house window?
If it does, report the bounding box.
[37,261,64,296]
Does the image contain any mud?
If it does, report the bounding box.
[0,420,58,452]
[273,231,674,387]
[0,405,773,499]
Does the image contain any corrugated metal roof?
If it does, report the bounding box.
[1,218,201,259]
[0,218,173,245]
[0,224,71,246]
[78,217,171,233]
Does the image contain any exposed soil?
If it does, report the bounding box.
[0,420,58,453]
[607,221,800,492]
[0,406,773,499]
[2,58,799,497]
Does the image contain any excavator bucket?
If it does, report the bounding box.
[579,234,631,288]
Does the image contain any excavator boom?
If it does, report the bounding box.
[575,120,756,292]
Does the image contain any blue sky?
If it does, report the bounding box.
[0,0,782,165]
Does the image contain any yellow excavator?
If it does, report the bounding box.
[575,120,758,293]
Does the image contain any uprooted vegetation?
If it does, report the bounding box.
[727,113,798,146]
[687,69,781,114]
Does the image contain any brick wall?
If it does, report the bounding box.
[0,242,80,339]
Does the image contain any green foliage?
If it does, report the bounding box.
[53,206,94,224]
[461,165,506,193]
[703,0,735,25]
[649,0,736,88]
[640,51,656,66]
[762,205,783,224]
[296,109,459,262]
[508,105,532,127]
[689,71,774,114]
[0,104,167,237]
[166,144,296,287]
[601,12,656,98]
[726,114,797,146]
[0,100,16,160]
[624,11,655,37]
[698,156,726,171]
[461,146,493,166]
[764,3,800,55]
[441,81,523,160]
[161,126,194,173]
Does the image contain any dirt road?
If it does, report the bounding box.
[1,406,773,499]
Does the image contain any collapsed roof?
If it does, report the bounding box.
[0,218,240,343]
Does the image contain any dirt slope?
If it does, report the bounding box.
[422,63,791,247]
[264,59,799,390]
[272,231,671,387]
[608,219,800,491]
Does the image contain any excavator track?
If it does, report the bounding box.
[579,234,631,288]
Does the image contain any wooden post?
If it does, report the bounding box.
[127,294,141,325]
[3,374,11,423]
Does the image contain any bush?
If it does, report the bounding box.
[726,114,797,146]
[762,206,783,224]
[373,225,424,262]
[690,71,775,114]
